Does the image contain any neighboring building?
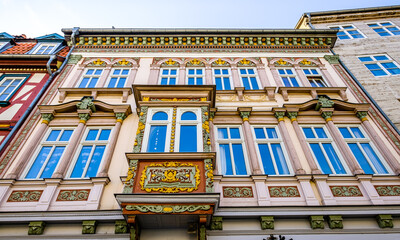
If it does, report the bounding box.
[296,5,400,134]
[0,32,69,157]
[0,27,398,240]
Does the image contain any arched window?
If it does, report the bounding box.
[147,111,169,152]
[152,111,168,120]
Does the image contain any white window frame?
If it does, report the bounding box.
[213,68,233,90]
[367,21,400,36]
[238,67,261,90]
[186,68,205,85]
[106,68,130,88]
[302,68,328,87]
[22,128,74,179]
[215,125,250,176]
[142,108,173,153]
[0,76,27,101]
[328,25,366,40]
[252,125,293,175]
[159,68,179,85]
[32,43,58,54]
[76,68,104,88]
[358,54,400,77]
[301,125,350,175]
[66,127,112,179]
[277,68,301,87]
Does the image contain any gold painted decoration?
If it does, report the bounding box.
[165,58,176,65]
[92,59,105,65]
[239,58,251,65]
[276,59,287,65]
[300,59,311,65]
[118,59,130,65]
[190,59,201,65]
[214,58,226,65]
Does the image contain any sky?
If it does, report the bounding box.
[1,0,400,38]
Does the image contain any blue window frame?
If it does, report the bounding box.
[358,55,400,76]
[278,68,300,87]
[160,68,178,85]
[25,129,74,179]
[0,74,30,104]
[338,126,388,174]
[187,68,204,85]
[329,25,365,40]
[368,22,400,36]
[216,126,248,175]
[78,69,103,88]
[302,126,347,175]
[107,69,129,88]
[69,128,111,178]
[213,68,232,90]
[253,126,291,175]
[239,68,259,90]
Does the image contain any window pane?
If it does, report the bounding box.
[79,78,89,88]
[179,125,197,152]
[242,77,250,90]
[219,144,232,175]
[374,55,389,61]
[197,77,203,85]
[122,69,129,75]
[86,69,94,75]
[223,77,231,90]
[152,111,168,120]
[214,69,220,75]
[303,128,315,138]
[181,111,196,120]
[47,130,61,141]
[271,144,289,175]
[310,143,332,174]
[258,144,275,175]
[99,129,111,140]
[70,146,93,178]
[350,127,364,138]
[169,78,176,85]
[85,145,106,177]
[147,125,167,152]
[113,69,121,75]
[278,69,285,74]
[59,130,73,141]
[222,69,228,75]
[348,143,374,174]
[254,128,266,139]
[360,143,388,174]
[230,128,240,139]
[196,69,202,74]
[188,77,194,85]
[323,143,346,174]
[240,69,246,74]
[218,128,228,139]
[86,129,99,141]
[25,146,52,179]
[162,69,169,75]
[232,144,247,175]
[248,69,255,74]
[116,78,126,88]
[215,77,222,90]
[314,128,327,138]
[282,77,291,87]
[188,69,194,75]
[94,69,103,75]
[339,128,352,138]
[161,78,168,85]
[266,128,278,139]
[170,69,177,75]
[108,77,117,88]
[88,78,98,88]
[359,57,373,62]
[250,77,259,90]
[371,69,388,76]
[40,146,65,178]
[290,77,299,87]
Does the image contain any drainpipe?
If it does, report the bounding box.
[330,49,400,135]
[306,13,315,29]
[0,28,79,155]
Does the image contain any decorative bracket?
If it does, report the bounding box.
[28,221,45,235]
[328,215,343,229]
[82,220,97,234]
[115,220,129,234]
[260,216,274,230]
[310,215,324,229]
[210,216,223,230]
[376,214,393,228]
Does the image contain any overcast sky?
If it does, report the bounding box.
[1,0,400,38]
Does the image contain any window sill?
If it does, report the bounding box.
[58,87,132,103]
[277,87,348,101]
[216,87,277,101]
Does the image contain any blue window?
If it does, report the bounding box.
[216,126,248,175]
[253,127,290,175]
[107,69,129,88]
[302,68,327,87]
[0,74,30,102]
[25,129,74,179]
[278,68,300,87]
[368,22,400,36]
[146,111,170,152]
[160,68,178,85]
[239,68,259,90]
[302,126,347,175]
[70,128,111,178]
[33,44,57,54]
[78,69,103,88]
[358,55,400,76]
[329,25,365,39]
[339,126,388,174]
[214,68,232,90]
[187,68,204,85]
[178,111,198,152]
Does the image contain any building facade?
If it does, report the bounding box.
[296,5,400,133]
[0,28,398,239]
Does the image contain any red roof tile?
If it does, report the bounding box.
[56,46,70,57]
[1,43,36,54]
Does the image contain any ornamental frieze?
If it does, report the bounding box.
[7,190,43,202]
[268,186,300,198]
[374,185,400,196]
[56,189,91,201]
[140,162,200,193]
[223,186,253,198]
[330,186,363,197]
[125,204,210,214]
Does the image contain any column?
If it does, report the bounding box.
[238,108,262,174]
[98,113,127,177]
[274,111,306,174]
[67,65,85,87]
[357,111,400,174]
[52,111,92,178]
[97,65,112,87]
[205,64,213,85]
[294,65,311,87]
[5,113,54,179]
[256,64,271,88]
[269,66,283,87]
[148,65,160,85]
[320,109,364,175]
[178,66,186,85]
[127,66,138,86]
[231,66,241,88]
[287,112,322,174]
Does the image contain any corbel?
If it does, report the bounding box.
[238,107,252,122]
[264,87,276,101]
[115,220,129,234]
[210,216,223,230]
[328,215,343,229]
[260,216,274,230]
[82,220,97,234]
[376,214,393,228]
[235,87,245,101]
[28,221,45,235]
[310,215,324,229]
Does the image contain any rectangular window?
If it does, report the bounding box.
[278,68,300,87]
[302,126,347,175]
[0,74,29,101]
[160,68,178,85]
[78,69,103,88]
[216,126,248,175]
[253,126,291,175]
[24,129,74,179]
[368,22,400,36]
[302,68,327,87]
[187,68,204,85]
[239,68,259,90]
[33,44,57,54]
[69,128,111,178]
[358,55,400,76]
[329,25,365,39]
[213,68,232,90]
[107,69,129,88]
[339,126,388,174]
